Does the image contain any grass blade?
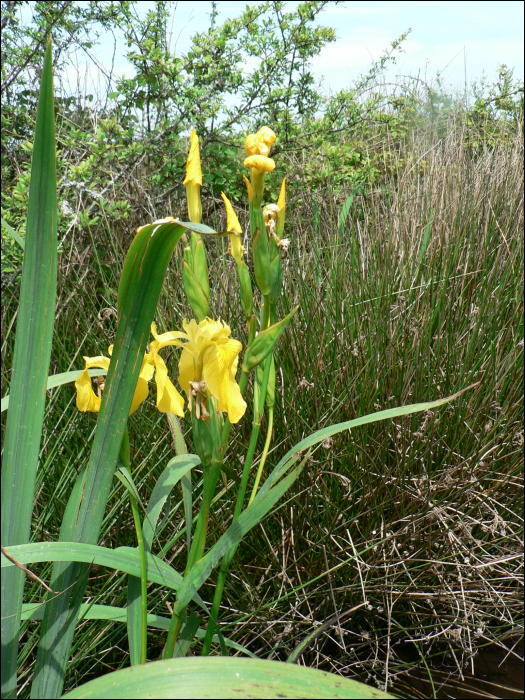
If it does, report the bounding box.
[259,383,478,498]
[20,605,256,657]
[1,218,25,250]
[174,462,306,615]
[1,36,57,699]
[127,454,200,665]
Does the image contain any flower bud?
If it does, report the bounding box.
[252,227,272,296]
[182,260,209,321]
[184,129,203,224]
[237,260,253,319]
[242,306,298,374]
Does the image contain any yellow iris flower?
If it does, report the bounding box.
[75,343,185,417]
[245,127,277,157]
[75,349,154,415]
[243,127,277,174]
[150,319,247,424]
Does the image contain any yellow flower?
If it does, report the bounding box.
[243,154,275,173]
[75,349,154,415]
[146,331,186,417]
[75,342,185,417]
[243,175,253,203]
[245,127,277,157]
[150,319,247,424]
[221,192,244,264]
[184,128,202,223]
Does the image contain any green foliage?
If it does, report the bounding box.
[2,2,522,274]
[0,4,523,698]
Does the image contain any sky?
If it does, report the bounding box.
[20,0,525,97]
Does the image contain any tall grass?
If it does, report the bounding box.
[2,116,522,697]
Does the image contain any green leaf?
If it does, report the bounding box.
[337,183,362,238]
[116,466,142,505]
[127,453,199,666]
[61,657,393,699]
[173,613,201,658]
[1,36,57,699]
[32,217,216,699]
[20,604,256,658]
[165,414,193,557]
[142,454,200,548]
[174,462,305,616]
[1,543,206,611]
[259,384,478,498]
[1,369,107,413]
[1,218,25,250]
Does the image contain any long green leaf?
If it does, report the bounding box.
[1,544,206,611]
[173,613,201,658]
[1,369,107,413]
[166,414,193,557]
[127,449,200,665]
[174,463,306,615]
[1,37,57,699]
[19,605,256,658]
[142,454,200,548]
[31,219,219,699]
[61,658,393,699]
[258,384,478,499]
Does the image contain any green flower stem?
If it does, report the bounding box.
[165,456,222,659]
[128,491,147,664]
[202,355,273,653]
[201,557,229,656]
[248,406,274,506]
[234,353,272,520]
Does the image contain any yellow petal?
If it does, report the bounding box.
[202,339,246,423]
[243,175,253,203]
[129,374,149,415]
[84,355,111,371]
[75,368,102,413]
[153,353,185,416]
[256,126,277,155]
[184,128,202,186]
[150,323,187,351]
[243,155,275,173]
[178,346,195,396]
[277,177,286,211]
[220,193,242,235]
[245,133,260,157]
